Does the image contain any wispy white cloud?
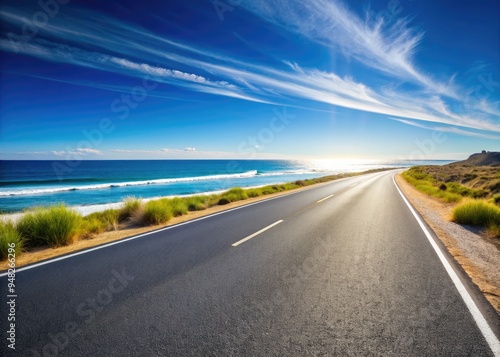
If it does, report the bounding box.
[77,148,102,155]
[111,148,176,154]
[238,0,456,97]
[0,38,239,91]
[16,148,103,156]
[1,3,499,138]
[111,148,198,154]
[389,118,500,140]
[110,58,236,89]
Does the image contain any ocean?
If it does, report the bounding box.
[0,159,452,214]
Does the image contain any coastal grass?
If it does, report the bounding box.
[452,200,500,237]
[402,167,474,203]
[17,205,82,247]
[0,221,23,260]
[84,209,120,231]
[0,167,394,260]
[167,198,189,217]
[404,166,500,237]
[119,197,143,221]
[142,200,173,225]
[79,217,106,238]
[217,188,248,205]
[184,196,208,211]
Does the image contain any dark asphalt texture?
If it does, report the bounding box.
[1,170,498,356]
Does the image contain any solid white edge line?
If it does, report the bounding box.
[317,194,334,203]
[0,171,388,278]
[0,194,296,277]
[231,220,283,247]
[392,174,500,356]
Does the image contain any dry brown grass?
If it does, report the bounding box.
[417,165,500,197]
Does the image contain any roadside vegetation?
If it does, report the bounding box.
[402,166,500,237]
[0,221,23,260]
[452,200,500,237]
[0,168,392,261]
[17,205,83,247]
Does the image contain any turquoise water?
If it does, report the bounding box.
[0,159,452,212]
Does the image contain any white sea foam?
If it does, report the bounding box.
[0,170,259,197]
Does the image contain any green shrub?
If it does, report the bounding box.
[167,198,189,217]
[452,200,500,226]
[246,188,263,198]
[282,183,300,190]
[142,200,172,225]
[446,182,472,196]
[489,181,500,193]
[85,209,120,231]
[261,186,279,195]
[404,167,434,182]
[0,221,23,260]
[218,188,247,204]
[493,194,500,206]
[441,192,462,203]
[403,169,462,203]
[472,189,488,199]
[17,205,82,247]
[218,197,231,205]
[119,197,143,221]
[206,194,222,207]
[184,196,208,211]
[79,217,106,238]
[446,182,488,199]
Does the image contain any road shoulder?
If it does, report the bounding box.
[395,173,500,315]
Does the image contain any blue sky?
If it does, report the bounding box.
[0,0,499,160]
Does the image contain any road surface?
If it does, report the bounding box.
[1,170,499,356]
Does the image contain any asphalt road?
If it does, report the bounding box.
[1,170,499,356]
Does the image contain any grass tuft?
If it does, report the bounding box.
[141,200,172,225]
[493,194,500,206]
[17,205,82,247]
[246,188,263,198]
[184,196,208,211]
[166,198,189,217]
[85,209,120,231]
[119,197,143,221]
[218,188,248,205]
[79,217,106,239]
[0,221,24,260]
[452,200,500,226]
[452,200,500,237]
